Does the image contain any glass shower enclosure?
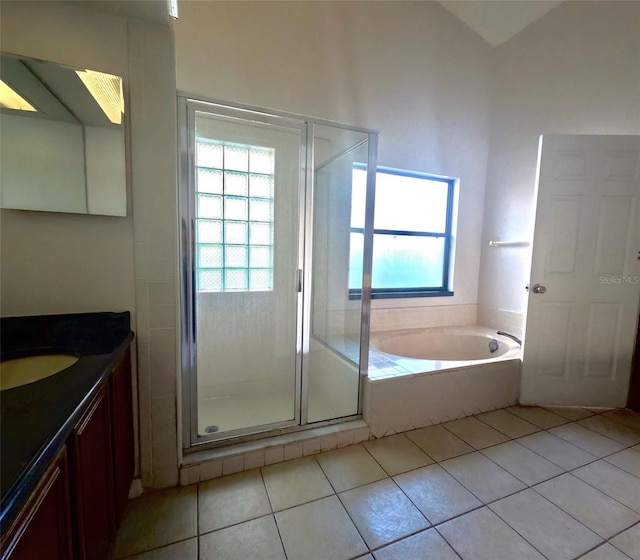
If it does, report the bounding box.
[178,96,377,448]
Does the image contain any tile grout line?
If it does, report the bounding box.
[503,485,606,549]
[312,451,374,556]
[360,428,542,556]
[477,442,562,487]
[344,437,468,558]
[603,520,640,558]
[257,467,289,560]
[480,439,640,557]
[549,425,634,456]
[350,410,640,539]
[118,407,639,559]
[196,481,200,560]
[218,412,637,520]
[357,441,437,549]
[564,459,640,515]
[117,536,197,560]
[439,416,512,449]
[576,542,634,560]
[389,413,640,557]
[431,525,466,560]
[447,424,610,560]
[140,410,639,555]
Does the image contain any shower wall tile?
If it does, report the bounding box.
[152,399,179,488]
[362,380,373,426]
[180,466,200,486]
[147,232,176,258]
[136,279,149,310]
[321,304,478,338]
[477,305,525,339]
[199,460,223,482]
[222,455,244,476]
[353,427,371,444]
[151,395,177,452]
[303,438,321,456]
[150,350,177,399]
[149,304,175,329]
[265,447,285,465]
[149,327,176,355]
[370,304,477,332]
[244,451,266,470]
[284,443,304,460]
[138,359,153,484]
[148,281,175,305]
[320,434,338,452]
[337,430,356,448]
[179,423,371,485]
[129,19,179,489]
[143,257,175,281]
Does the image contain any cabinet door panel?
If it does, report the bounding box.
[70,387,115,560]
[1,447,72,560]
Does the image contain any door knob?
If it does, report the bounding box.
[532,283,547,294]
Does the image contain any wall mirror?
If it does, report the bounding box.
[0,52,127,216]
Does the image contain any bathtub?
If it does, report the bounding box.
[371,325,521,370]
[364,325,522,438]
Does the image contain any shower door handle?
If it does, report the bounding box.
[296,269,303,293]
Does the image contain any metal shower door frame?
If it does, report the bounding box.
[178,94,378,451]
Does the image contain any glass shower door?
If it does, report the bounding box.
[305,123,373,423]
[185,101,305,441]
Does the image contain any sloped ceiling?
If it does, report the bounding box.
[78,0,170,26]
[78,1,562,46]
[439,0,564,47]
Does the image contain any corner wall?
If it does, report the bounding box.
[0,1,135,316]
[478,1,640,336]
[174,0,492,328]
[0,1,179,489]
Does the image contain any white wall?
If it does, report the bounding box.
[0,1,135,316]
[175,0,492,326]
[478,1,640,336]
[0,1,179,489]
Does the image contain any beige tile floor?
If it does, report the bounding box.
[115,406,640,560]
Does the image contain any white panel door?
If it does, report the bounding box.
[521,135,640,407]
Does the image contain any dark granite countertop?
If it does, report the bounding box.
[0,312,134,533]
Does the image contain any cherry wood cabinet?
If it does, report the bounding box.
[1,346,134,560]
[1,447,73,560]
[69,386,115,560]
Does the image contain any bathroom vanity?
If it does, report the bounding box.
[0,312,134,560]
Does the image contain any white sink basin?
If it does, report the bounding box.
[0,354,79,391]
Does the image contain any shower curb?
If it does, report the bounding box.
[178,420,370,485]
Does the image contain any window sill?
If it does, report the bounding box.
[349,289,454,300]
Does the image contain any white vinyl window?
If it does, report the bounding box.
[349,166,456,299]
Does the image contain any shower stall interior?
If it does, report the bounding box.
[178,96,378,449]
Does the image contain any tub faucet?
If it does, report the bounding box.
[497,331,522,346]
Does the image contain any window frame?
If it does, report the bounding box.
[349,165,456,300]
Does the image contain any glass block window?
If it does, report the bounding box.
[195,139,275,292]
[349,166,456,299]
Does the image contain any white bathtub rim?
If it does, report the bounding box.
[369,324,522,379]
